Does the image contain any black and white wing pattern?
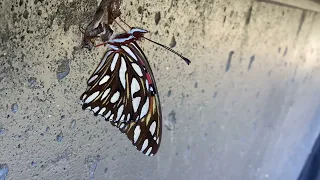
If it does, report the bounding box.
[80,42,162,156]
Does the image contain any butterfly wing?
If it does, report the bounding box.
[81,42,162,156]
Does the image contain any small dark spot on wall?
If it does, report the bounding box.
[268,70,272,76]
[20,35,25,41]
[223,16,226,24]
[248,55,255,70]
[38,10,42,16]
[256,92,260,98]
[31,161,36,167]
[23,10,29,19]
[56,59,70,80]
[194,82,198,88]
[155,12,161,25]
[225,51,234,72]
[230,11,234,17]
[169,36,176,48]
[278,47,281,53]
[201,89,205,93]
[137,6,143,14]
[297,11,306,36]
[167,90,172,97]
[19,0,23,6]
[283,46,288,57]
[11,103,18,113]
[40,127,50,136]
[245,5,253,25]
[0,127,6,135]
[56,131,63,142]
[165,110,176,131]
[26,29,33,34]
[213,91,218,99]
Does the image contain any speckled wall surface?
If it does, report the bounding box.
[0,0,320,180]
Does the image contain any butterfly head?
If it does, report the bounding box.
[129,27,148,40]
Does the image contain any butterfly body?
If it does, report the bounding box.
[81,28,162,156]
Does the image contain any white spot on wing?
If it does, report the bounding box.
[101,88,111,100]
[109,114,114,121]
[109,36,134,43]
[88,75,98,84]
[126,114,130,121]
[131,78,140,97]
[121,46,137,60]
[115,105,124,122]
[145,79,149,91]
[141,139,148,152]
[132,63,143,76]
[82,94,87,101]
[119,123,125,129]
[149,121,156,136]
[132,97,141,112]
[109,45,119,50]
[134,125,141,143]
[99,75,110,85]
[119,57,127,89]
[99,107,106,115]
[92,107,100,113]
[111,53,119,71]
[110,91,120,103]
[129,28,148,34]
[145,147,152,156]
[140,98,149,118]
[85,91,100,103]
[105,111,111,119]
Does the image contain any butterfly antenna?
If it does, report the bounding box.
[118,17,132,29]
[114,20,127,32]
[143,37,191,65]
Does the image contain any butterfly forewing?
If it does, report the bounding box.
[80,42,162,156]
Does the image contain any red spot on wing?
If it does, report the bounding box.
[146,73,152,85]
[138,59,145,66]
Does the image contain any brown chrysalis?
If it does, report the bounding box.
[81,0,123,50]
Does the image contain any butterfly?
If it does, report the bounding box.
[80,23,191,156]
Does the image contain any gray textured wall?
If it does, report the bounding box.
[0,0,320,180]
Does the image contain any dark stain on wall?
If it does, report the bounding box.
[248,55,255,70]
[297,11,306,36]
[245,5,253,25]
[225,51,234,72]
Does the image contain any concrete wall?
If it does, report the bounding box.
[0,0,320,179]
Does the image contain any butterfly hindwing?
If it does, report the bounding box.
[80,42,162,156]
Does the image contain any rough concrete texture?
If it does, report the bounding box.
[0,0,320,180]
